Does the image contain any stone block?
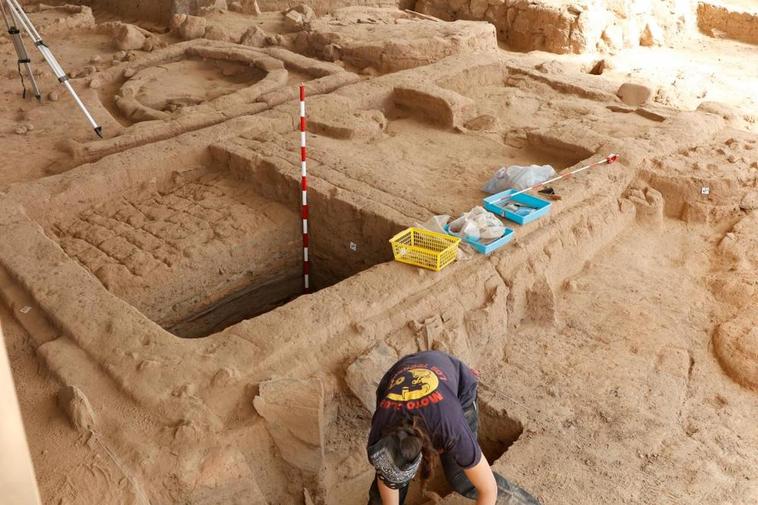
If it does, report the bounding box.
[617,82,653,106]
[345,343,397,412]
[253,377,325,473]
[57,385,96,434]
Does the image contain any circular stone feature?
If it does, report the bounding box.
[117,58,266,121]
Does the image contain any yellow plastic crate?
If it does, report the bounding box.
[389,227,460,272]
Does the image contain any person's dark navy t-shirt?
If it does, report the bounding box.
[367,351,482,469]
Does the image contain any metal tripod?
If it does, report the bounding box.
[0,0,40,101]
[1,0,102,137]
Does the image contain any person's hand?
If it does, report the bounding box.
[463,455,498,505]
[377,478,400,505]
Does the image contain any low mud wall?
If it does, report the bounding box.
[697,1,758,45]
[415,0,697,53]
[78,0,226,23]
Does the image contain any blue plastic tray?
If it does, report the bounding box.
[444,224,515,255]
[483,190,552,225]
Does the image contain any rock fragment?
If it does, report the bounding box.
[464,114,497,131]
[588,59,607,75]
[233,0,261,15]
[204,24,230,41]
[177,15,207,40]
[58,385,96,434]
[114,23,146,50]
[345,343,398,412]
[241,25,269,47]
[640,20,664,46]
[617,82,653,106]
[741,191,758,210]
[291,4,315,23]
[283,10,305,31]
[253,377,325,473]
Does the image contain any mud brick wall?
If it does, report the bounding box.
[697,1,758,45]
[257,0,411,15]
[77,0,223,23]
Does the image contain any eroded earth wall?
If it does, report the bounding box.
[415,0,698,53]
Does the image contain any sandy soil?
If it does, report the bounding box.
[477,219,758,505]
[0,304,139,505]
[494,35,758,120]
[0,2,756,505]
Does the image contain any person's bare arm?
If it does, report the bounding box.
[463,455,498,505]
[377,478,400,505]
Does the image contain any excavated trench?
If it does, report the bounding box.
[166,169,403,338]
[47,159,400,339]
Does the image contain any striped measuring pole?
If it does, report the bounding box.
[491,153,620,205]
[299,83,310,293]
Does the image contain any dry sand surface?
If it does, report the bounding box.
[0,1,756,505]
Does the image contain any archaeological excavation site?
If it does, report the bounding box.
[0,0,756,504]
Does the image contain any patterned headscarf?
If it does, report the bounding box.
[367,436,422,489]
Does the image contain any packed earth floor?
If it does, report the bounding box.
[0,1,756,505]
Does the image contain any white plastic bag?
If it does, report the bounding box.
[415,214,473,260]
[482,164,556,194]
[448,207,505,242]
[417,214,450,234]
[449,217,481,241]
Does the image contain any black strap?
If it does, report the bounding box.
[16,61,27,99]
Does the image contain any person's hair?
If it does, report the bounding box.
[382,415,436,480]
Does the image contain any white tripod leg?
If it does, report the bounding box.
[0,0,40,99]
[4,0,102,137]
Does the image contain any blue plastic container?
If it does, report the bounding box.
[444,225,515,255]
[483,190,552,225]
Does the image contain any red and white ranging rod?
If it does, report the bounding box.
[493,153,620,204]
[299,83,310,293]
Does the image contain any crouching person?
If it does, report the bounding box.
[366,350,540,505]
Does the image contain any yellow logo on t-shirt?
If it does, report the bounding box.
[386,368,440,401]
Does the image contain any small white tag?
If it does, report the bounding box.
[701,186,710,195]
[349,242,357,252]
[19,306,32,314]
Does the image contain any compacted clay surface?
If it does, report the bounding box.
[0,1,756,505]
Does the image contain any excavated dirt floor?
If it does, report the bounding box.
[0,2,756,505]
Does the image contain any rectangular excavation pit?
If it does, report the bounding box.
[46,162,398,339]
